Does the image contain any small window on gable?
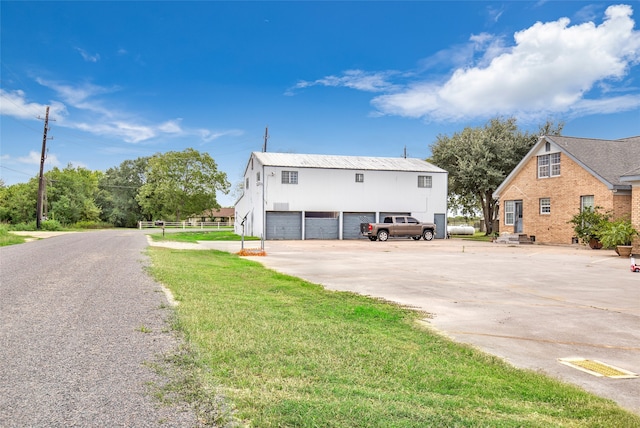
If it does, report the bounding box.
[256,172,261,182]
[538,153,560,178]
[245,177,249,189]
[355,173,364,183]
[540,198,551,214]
[545,142,551,152]
[282,170,298,184]
[418,175,432,188]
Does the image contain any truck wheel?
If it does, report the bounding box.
[423,229,434,241]
[369,236,377,241]
[377,230,389,241]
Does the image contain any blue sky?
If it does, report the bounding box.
[2,1,639,207]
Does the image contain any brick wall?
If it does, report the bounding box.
[631,184,640,254]
[498,153,630,245]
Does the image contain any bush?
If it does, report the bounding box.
[40,220,63,231]
[598,219,638,248]
[72,221,113,229]
[568,206,610,245]
[10,221,37,231]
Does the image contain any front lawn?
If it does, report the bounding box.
[148,248,640,427]
[150,230,259,242]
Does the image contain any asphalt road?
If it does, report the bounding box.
[0,230,196,427]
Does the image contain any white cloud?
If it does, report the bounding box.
[75,47,100,63]
[17,150,60,167]
[0,89,67,120]
[287,69,399,95]
[158,119,184,134]
[72,121,156,143]
[36,78,117,117]
[371,4,640,121]
[198,129,244,143]
[6,81,242,146]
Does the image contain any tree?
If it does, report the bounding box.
[429,117,563,234]
[98,157,149,227]
[0,180,38,224]
[137,148,229,221]
[45,164,102,225]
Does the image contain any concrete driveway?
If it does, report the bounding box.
[198,237,640,414]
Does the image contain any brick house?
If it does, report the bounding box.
[493,135,640,250]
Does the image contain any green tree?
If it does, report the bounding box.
[45,165,102,225]
[0,180,38,224]
[98,157,149,227]
[430,117,563,234]
[137,148,229,221]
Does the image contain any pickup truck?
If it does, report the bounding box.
[360,216,436,242]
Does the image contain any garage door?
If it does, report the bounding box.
[305,218,339,239]
[266,212,302,240]
[343,212,375,239]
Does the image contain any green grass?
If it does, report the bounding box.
[150,230,259,243]
[449,231,494,242]
[148,248,640,427]
[0,225,28,246]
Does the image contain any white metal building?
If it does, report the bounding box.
[234,152,448,240]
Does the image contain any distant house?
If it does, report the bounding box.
[188,207,235,224]
[494,135,640,251]
[234,152,448,240]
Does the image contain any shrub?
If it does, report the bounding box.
[72,220,113,229]
[40,220,63,231]
[568,206,610,245]
[598,218,638,248]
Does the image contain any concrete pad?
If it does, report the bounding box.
[225,238,640,414]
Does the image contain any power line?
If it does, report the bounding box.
[0,164,36,177]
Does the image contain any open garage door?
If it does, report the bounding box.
[305,212,339,240]
[266,212,302,240]
[343,212,375,239]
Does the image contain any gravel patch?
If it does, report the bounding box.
[0,230,198,426]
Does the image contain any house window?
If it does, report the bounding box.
[245,178,249,189]
[256,172,261,183]
[282,170,298,184]
[537,153,561,178]
[418,175,432,188]
[540,198,551,214]
[504,200,515,225]
[355,173,364,183]
[581,195,594,211]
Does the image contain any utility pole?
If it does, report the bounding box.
[36,106,50,229]
[262,126,269,152]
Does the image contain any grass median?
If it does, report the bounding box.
[148,247,639,427]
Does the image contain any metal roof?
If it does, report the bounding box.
[251,152,447,173]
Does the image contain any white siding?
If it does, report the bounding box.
[235,152,448,239]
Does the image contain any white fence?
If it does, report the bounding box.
[138,221,233,229]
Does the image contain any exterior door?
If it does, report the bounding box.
[434,213,446,239]
[514,201,523,233]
